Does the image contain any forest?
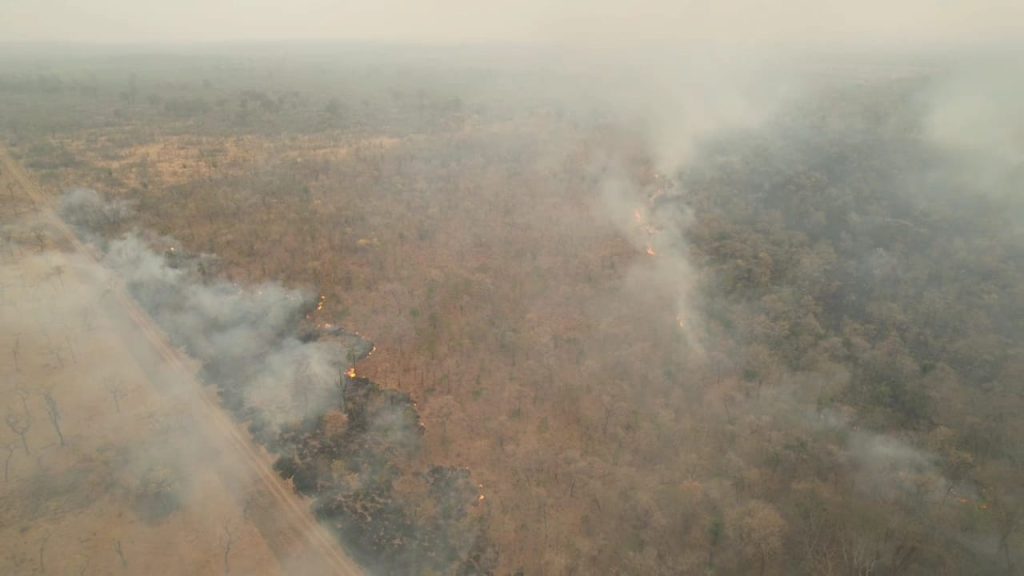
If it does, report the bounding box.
[1,44,1021,575]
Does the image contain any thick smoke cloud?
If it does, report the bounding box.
[762,379,951,504]
[59,187,132,244]
[846,431,946,500]
[922,59,1024,206]
[600,172,704,354]
[61,190,352,433]
[54,188,487,574]
[586,51,809,361]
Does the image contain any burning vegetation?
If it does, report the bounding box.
[3,44,1024,576]
[59,197,495,574]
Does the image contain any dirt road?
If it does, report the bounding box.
[0,146,363,575]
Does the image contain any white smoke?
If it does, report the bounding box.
[63,190,352,433]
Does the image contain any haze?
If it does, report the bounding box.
[3,0,1024,47]
[1,1,1022,575]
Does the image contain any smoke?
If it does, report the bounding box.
[845,431,947,501]
[599,173,705,354]
[48,188,493,573]
[59,187,132,244]
[924,60,1024,162]
[62,189,353,434]
[922,58,1024,207]
[761,378,950,504]
[583,47,813,363]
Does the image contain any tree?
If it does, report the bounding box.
[42,391,64,447]
[2,442,14,482]
[221,523,234,576]
[735,500,786,576]
[5,412,30,455]
[108,379,125,413]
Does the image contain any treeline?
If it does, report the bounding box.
[0,56,482,142]
[668,79,1024,574]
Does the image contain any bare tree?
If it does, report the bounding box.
[3,442,14,481]
[221,524,234,576]
[37,532,49,573]
[108,380,125,413]
[114,540,127,568]
[51,264,65,288]
[32,229,46,252]
[42,391,64,447]
[45,342,65,370]
[14,386,30,416]
[80,309,95,332]
[64,331,78,364]
[11,335,20,372]
[5,412,30,455]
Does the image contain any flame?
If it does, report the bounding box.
[634,205,660,256]
[316,295,326,312]
[345,367,357,378]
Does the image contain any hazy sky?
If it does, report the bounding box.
[2,0,1023,47]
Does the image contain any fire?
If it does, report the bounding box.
[634,204,660,256]
[345,367,357,378]
[316,295,326,312]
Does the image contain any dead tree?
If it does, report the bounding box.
[64,331,77,364]
[81,309,94,332]
[42,391,64,447]
[3,442,14,482]
[5,412,30,455]
[14,386,30,416]
[11,335,20,372]
[114,540,127,568]
[221,524,234,576]
[108,380,125,414]
[37,533,49,573]
[44,341,65,370]
[51,265,65,289]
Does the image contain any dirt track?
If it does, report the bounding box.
[0,147,363,575]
